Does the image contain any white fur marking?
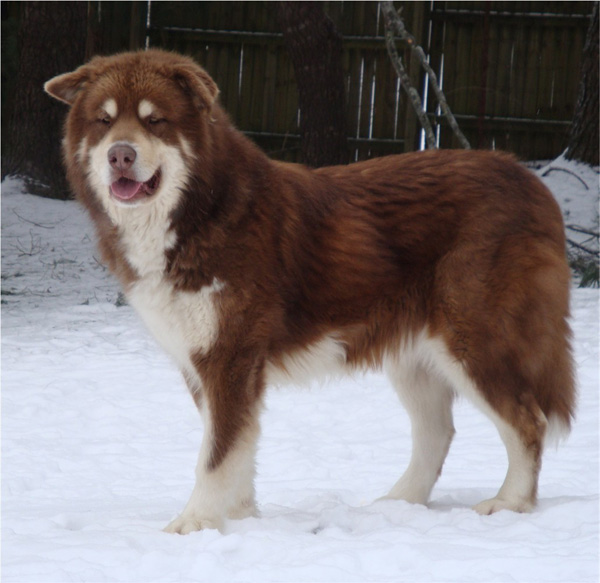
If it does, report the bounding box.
[76,137,88,162]
[544,413,571,449]
[128,277,225,372]
[138,99,155,119]
[102,98,118,119]
[179,136,195,160]
[265,335,348,387]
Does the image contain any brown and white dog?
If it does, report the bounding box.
[45,50,574,534]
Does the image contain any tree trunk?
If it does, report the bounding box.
[2,1,87,198]
[277,2,348,167]
[565,1,599,166]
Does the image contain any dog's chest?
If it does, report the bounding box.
[118,214,175,277]
[127,275,223,372]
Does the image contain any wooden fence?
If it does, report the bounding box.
[427,1,592,156]
[147,1,427,161]
[77,1,595,161]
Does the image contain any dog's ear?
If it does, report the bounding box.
[44,66,91,106]
[172,63,219,111]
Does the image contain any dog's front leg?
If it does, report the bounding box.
[164,357,264,534]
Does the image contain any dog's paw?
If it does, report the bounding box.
[375,494,428,507]
[376,480,430,506]
[473,496,534,515]
[227,497,258,520]
[163,513,222,535]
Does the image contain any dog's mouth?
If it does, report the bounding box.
[110,169,161,203]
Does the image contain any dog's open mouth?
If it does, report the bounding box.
[110,170,161,203]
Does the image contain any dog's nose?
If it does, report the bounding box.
[108,144,136,171]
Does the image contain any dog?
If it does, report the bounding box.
[45,49,574,534]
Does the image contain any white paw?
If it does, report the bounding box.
[375,493,428,507]
[227,498,258,520]
[163,513,222,535]
[473,496,534,515]
[379,481,430,506]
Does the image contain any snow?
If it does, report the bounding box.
[1,160,598,582]
[535,155,599,259]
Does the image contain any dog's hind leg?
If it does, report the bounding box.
[383,358,455,505]
[468,391,546,515]
[426,336,548,515]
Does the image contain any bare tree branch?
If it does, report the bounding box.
[567,238,600,257]
[383,14,436,149]
[567,225,600,238]
[380,1,471,150]
[541,166,590,190]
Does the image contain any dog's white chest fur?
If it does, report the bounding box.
[127,274,223,373]
[106,178,222,372]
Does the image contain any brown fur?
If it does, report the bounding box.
[45,50,575,527]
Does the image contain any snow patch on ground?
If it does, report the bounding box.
[535,154,599,258]
[2,165,598,582]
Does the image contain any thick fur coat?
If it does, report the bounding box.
[45,50,574,534]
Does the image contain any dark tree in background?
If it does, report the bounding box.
[2,1,87,198]
[277,2,348,167]
[565,1,599,166]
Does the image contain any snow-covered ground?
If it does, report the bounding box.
[2,160,598,582]
[534,155,599,271]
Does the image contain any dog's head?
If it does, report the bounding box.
[45,50,219,212]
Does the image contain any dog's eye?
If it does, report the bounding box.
[98,117,111,126]
[148,117,165,126]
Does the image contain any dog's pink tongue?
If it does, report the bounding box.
[111,177,142,200]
